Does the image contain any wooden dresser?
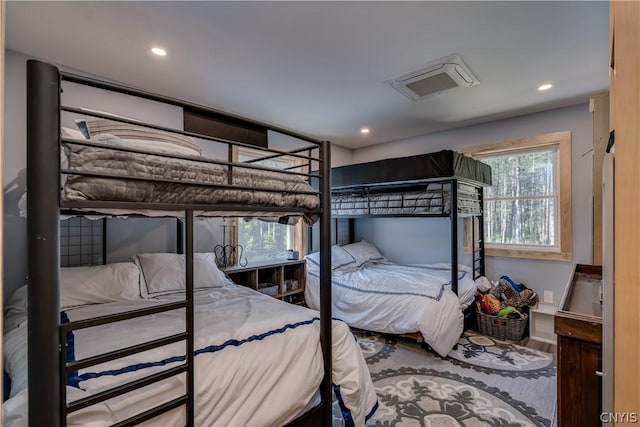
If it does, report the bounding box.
[555,264,602,427]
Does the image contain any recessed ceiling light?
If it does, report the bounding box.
[151,47,167,57]
[360,128,370,134]
[538,83,553,91]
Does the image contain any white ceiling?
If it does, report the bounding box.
[6,1,609,149]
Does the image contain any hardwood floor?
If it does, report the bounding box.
[521,337,557,355]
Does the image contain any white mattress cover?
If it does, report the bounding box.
[305,262,476,356]
[3,285,377,426]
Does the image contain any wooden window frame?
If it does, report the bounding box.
[463,131,572,261]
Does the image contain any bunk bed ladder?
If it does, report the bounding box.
[56,222,197,424]
[478,187,485,277]
[470,186,485,280]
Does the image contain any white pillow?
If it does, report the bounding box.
[119,137,201,157]
[133,253,227,298]
[91,133,201,157]
[76,116,202,156]
[4,286,28,333]
[305,245,356,271]
[341,240,386,268]
[60,262,142,309]
[74,108,141,138]
[61,126,87,140]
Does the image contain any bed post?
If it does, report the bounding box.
[450,179,458,295]
[27,60,62,426]
[176,218,184,254]
[185,211,195,427]
[102,218,108,264]
[319,140,332,425]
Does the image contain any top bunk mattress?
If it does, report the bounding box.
[60,135,320,222]
[331,150,491,190]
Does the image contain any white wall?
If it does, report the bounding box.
[350,103,593,304]
[3,50,353,299]
[3,50,29,299]
[330,144,352,167]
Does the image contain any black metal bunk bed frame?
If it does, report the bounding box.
[331,176,487,295]
[26,60,333,427]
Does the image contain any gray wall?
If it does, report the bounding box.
[328,143,352,167]
[3,50,353,299]
[349,103,593,305]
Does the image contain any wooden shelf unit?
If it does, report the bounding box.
[222,259,306,305]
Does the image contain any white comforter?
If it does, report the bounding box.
[305,262,476,356]
[3,285,377,426]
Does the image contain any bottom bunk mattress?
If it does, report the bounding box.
[3,285,377,426]
[305,262,477,356]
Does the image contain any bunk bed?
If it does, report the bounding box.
[305,151,491,356]
[9,60,377,427]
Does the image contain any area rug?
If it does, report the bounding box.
[334,330,556,427]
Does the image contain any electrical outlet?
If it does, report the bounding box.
[543,291,554,304]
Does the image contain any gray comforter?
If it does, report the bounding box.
[64,135,319,222]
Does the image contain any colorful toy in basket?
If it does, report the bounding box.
[478,294,501,315]
[497,306,515,317]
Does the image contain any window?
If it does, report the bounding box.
[235,148,305,262]
[463,131,572,261]
[238,219,297,261]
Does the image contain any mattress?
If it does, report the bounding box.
[304,262,477,356]
[331,150,491,189]
[61,135,320,222]
[331,183,482,217]
[3,285,377,426]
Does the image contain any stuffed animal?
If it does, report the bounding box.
[489,278,539,308]
[489,279,518,301]
[519,288,539,307]
[500,275,526,292]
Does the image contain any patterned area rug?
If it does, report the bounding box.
[334,330,556,427]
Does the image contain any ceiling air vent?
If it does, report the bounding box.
[385,54,479,101]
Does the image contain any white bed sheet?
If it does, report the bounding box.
[305,262,476,356]
[3,285,377,426]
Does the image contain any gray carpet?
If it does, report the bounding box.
[334,330,557,427]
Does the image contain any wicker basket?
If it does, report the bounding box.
[476,303,528,341]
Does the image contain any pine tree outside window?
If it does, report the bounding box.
[463,131,572,261]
